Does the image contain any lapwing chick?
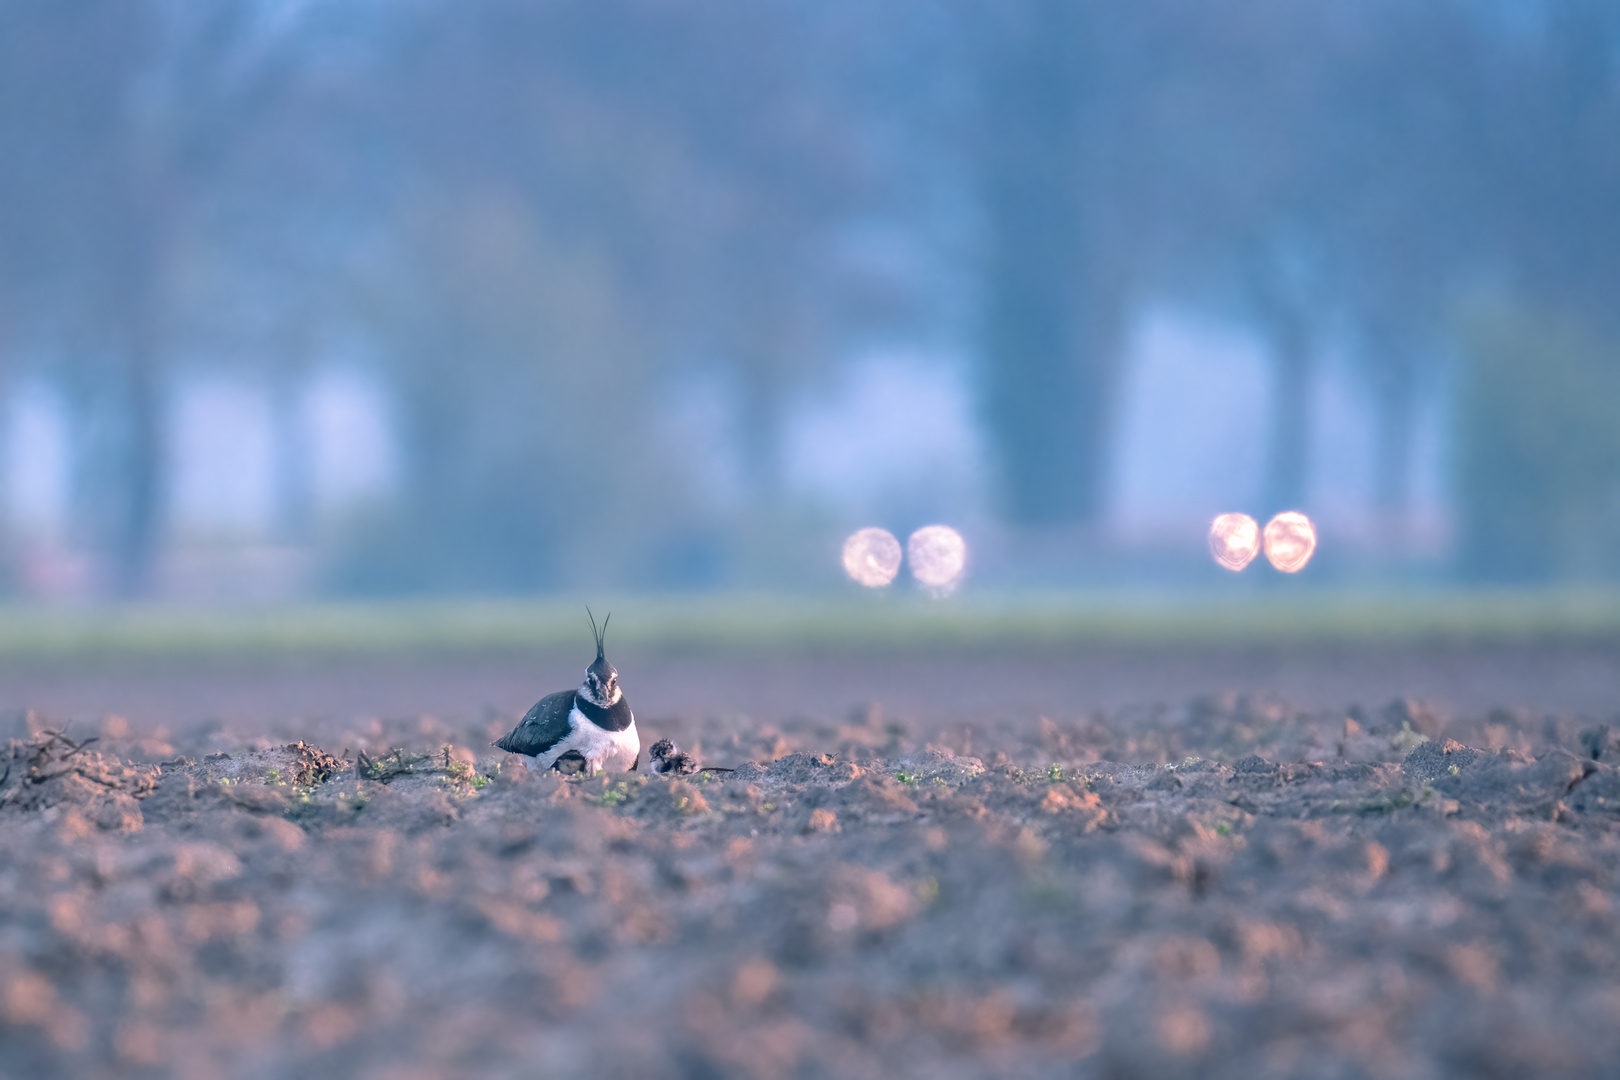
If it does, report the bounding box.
[648,737,732,775]
[493,610,640,775]
[648,738,697,775]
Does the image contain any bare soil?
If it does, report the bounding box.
[3,647,1620,1078]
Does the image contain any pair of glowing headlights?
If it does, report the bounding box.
[842,525,967,590]
[1209,511,1317,573]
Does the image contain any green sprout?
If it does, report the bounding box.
[1048,763,1064,783]
[1392,721,1429,753]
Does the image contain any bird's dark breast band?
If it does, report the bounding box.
[575,695,634,731]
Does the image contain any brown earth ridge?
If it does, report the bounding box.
[2,695,1620,1079]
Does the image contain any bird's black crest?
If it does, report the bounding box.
[586,607,611,660]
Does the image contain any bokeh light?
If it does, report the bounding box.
[1208,512,1261,571]
[1263,511,1317,573]
[907,524,967,593]
[841,527,902,587]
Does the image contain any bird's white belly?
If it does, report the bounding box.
[531,709,639,774]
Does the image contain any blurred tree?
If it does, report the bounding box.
[0,0,165,594]
[1322,2,1481,524]
[1448,1,1620,580]
[328,0,872,590]
[1456,307,1620,581]
[1133,0,1476,526]
[1472,1,1620,326]
[974,0,1128,526]
[1246,240,1321,518]
[0,1,328,592]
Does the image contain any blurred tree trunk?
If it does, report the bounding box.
[0,337,10,576]
[269,337,314,546]
[63,349,161,599]
[1364,330,1419,517]
[728,282,791,507]
[111,341,163,596]
[1373,370,1416,516]
[1257,318,1308,518]
[1455,307,1620,582]
[1257,296,1313,517]
[978,0,1118,526]
[1242,233,1320,518]
[73,266,167,598]
[97,142,171,598]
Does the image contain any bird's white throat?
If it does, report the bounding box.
[579,683,622,708]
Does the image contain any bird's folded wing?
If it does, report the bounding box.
[494,690,575,757]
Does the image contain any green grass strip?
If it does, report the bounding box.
[0,588,1618,662]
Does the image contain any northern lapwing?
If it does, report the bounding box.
[494,610,640,775]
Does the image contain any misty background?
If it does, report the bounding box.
[0,0,1616,602]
